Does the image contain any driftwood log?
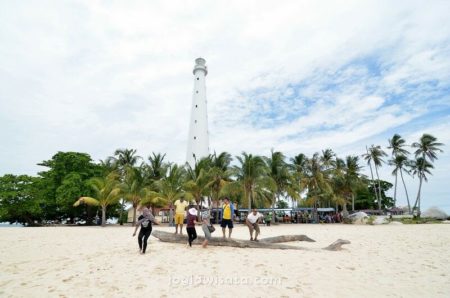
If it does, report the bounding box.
[151,230,350,251]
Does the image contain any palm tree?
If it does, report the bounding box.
[145,152,168,183]
[208,152,233,223]
[265,150,299,221]
[389,154,412,213]
[302,153,333,220]
[411,134,443,216]
[363,145,387,212]
[410,157,434,216]
[388,134,409,156]
[387,134,410,208]
[107,148,142,224]
[412,134,444,162]
[73,172,122,226]
[289,153,308,208]
[142,164,186,209]
[122,166,155,225]
[230,152,275,210]
[184,156,213,213]
[341,156,363,212]
[320,149,336,171]
[109,148,142,170]
[362,146,379,205]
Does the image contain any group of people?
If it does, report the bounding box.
[132,197,266,253]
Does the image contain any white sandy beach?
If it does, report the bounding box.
[1,224,449,298]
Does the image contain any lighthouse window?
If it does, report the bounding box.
[197,77,199,80]
[195,105,198,108]
[194,136,196,140]
[196,91,198,93]
[194,120,197,123]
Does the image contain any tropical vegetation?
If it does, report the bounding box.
[0,133,443,225]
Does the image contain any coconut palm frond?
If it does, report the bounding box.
[74,196,100,207]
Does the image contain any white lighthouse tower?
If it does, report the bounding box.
[186,58,210,167]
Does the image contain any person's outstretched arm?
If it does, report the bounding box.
[133,224,140,236]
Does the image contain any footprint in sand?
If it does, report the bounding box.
[135,284,146,290]
[62,276,73,282]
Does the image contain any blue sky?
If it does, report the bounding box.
[1,1,449,213]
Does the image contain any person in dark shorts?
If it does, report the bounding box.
[221,197,234,238]
[133,207,158,254]
[186,206,200,247]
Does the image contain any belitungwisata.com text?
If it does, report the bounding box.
[170,275,282,286]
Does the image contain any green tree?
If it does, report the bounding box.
[354,179,394,210]
[0,175,42,225]
[389,154,412,213]
[73,172,122,226]
[410,157,434,216]
[37,152,102,222]
[387,134,410,208]
[107,148,142,224]
[145,152,168,184]
[332,156,363,212]
[141,164,185,208]
[208,152,233,223]
[265,150,299,221]
[363,145,387,211]
[122,166,156,225]
[411,134,444,216]
[228,152,275,210]
[302,153,333,210]
[184,157,214,216]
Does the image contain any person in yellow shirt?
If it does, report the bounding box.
[174,197,189,234]
[221,197,234,238]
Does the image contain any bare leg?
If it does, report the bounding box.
[175,224,178,234]
[202,240,208,248]
[228,228,232,238]
[248,224,254,240]
[180,224,184,235]
[222,228,226,238]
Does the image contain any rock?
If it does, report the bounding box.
[348,212,368,224]
[422,207,448,220]
[372,216,389,225]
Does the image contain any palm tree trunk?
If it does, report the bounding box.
[118,198,125,225]
[215,199,220,224]
[374,166,382,212]
[367,163,379,203]
[101,206,106,227]
[272,195,276,222]
[393,172,398,207]
[412,174,423,217]
[351,193,355,211]
[400,170,411,214]
[132,204,137,226]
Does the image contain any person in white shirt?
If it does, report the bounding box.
[246,209,263,241]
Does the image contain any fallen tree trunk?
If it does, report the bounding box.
[151,230,350,251]
[322,239,351,251]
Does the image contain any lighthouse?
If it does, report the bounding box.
[186,58,210,167]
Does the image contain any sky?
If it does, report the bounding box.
[1,1,449,213]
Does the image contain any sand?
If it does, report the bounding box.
[1,224,449,298]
